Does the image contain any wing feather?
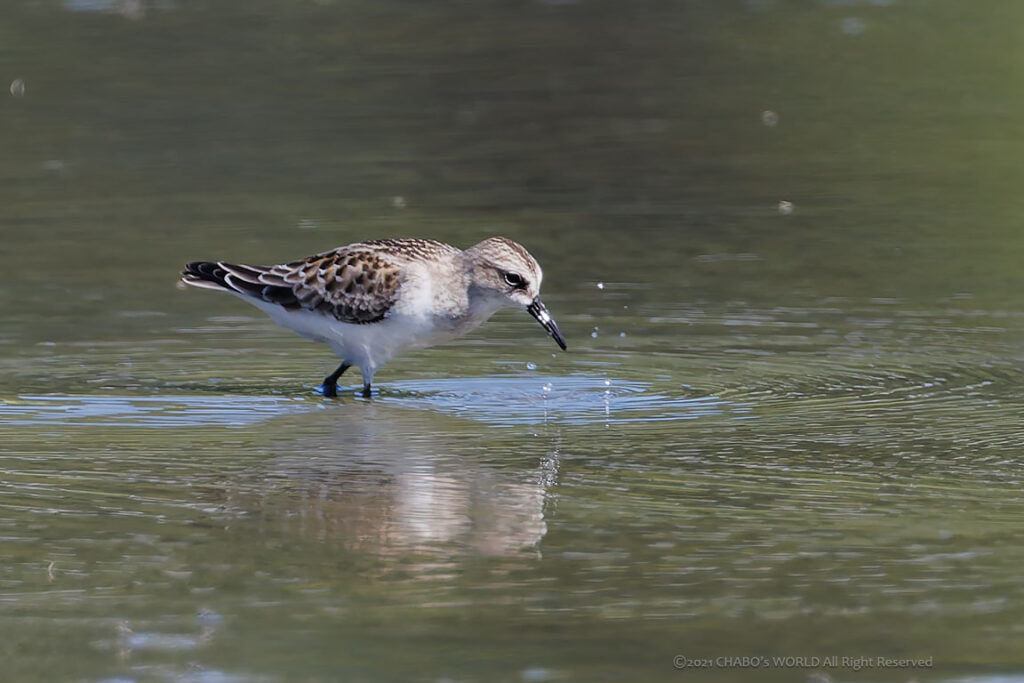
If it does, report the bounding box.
[182,246,405,324]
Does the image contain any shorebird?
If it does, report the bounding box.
[181,237,566,397]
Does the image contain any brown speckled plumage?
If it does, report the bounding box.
[183,239,460,324]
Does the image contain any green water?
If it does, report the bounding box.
[3,1,1024,681]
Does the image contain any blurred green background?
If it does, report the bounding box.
[3,1,1024,681]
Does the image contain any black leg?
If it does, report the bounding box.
[325,362,351,385]
[318,362,351,397]
[361,383,372,398]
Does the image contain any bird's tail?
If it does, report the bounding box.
[181,261,302,307]
[181,261,237,293]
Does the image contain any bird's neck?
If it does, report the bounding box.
[464,284,508,325]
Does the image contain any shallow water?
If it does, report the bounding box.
[4,1,1024,681]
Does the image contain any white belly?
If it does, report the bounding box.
[245,297,476,372]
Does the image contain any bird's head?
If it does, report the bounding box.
[464,237,567,350]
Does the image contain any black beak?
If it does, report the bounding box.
[527,297,567,351]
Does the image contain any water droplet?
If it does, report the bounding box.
[522,668,553,683]
[761,109,778,127]
[196,608,222,624]
[604,379,611,386]
[526,362,537,371]
[392,195,406,209]
[619,332,626,338]
[9,78,25,97]
[121,0,145,20]
[542,383,552,393]
[596,282,605,290]
[777,200,794,215]
[840,16,867,36]
[591,331,598,338]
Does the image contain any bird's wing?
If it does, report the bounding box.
[183,246,404,324]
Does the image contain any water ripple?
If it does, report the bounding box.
[1,395,306,428]
[382,375,734,426]
[2,377,733,428]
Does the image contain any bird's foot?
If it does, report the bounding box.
[360,384,372,398]
[316,382,339,398]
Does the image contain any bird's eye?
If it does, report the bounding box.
[503,271,526,288]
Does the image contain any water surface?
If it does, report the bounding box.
[3,1,1024,681]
